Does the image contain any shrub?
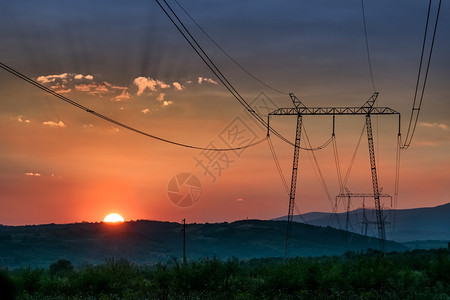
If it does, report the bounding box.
[49,259,74,277]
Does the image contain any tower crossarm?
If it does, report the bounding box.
[269,106,399,116]
[336,193,392,198]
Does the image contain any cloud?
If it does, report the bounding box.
[104,82,128,90]
[25,172,41,177]
[173,82,184,91]
[420,122,448,131]
[235,198,244,202]
[74,74,94,80]
[155,93,173,106]
[156,93,165,102]
[17,115,31,123]
[112,90,130,101]
[75,84,91,92]
[83,124,94,128]
[37,73,68,84]
[75,82,114,96]
[133,77,171,96]
[54,88,72,94]
[141,108,150,114]
[38,73,128,100]
[42,120,66,128]
[198,77,218,85]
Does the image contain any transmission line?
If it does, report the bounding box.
[173,0,289,95]
[361,0,376,92]
[0,62,268,151]
[155,0,295,147]
[401,0,442,149]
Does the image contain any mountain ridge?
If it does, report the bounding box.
[274,202,450,242]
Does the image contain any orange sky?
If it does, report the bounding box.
[0,1,449,225]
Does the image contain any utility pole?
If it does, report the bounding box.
[182,218,186,264]
[269,92,399,255]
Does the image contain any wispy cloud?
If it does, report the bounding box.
[173,82,184,91]
[17,115,31,123]
[420,122,448,131]
[37,73,130,100]
[156,93,165,102]
[155,93,173,106]
[42,120,66,128]
[198,77,218,85]
[141,108,150,114]
[104,82,128,90]
[112,90,130,101]
[25,172,41,177]
[54,88,72,94]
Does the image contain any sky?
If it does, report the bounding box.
[0,0,449,225]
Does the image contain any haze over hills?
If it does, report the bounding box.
[0,220,405,268]
[274,203,450,242]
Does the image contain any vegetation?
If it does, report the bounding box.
[1,248,448,299]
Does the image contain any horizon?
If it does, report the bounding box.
[1,201,448,227]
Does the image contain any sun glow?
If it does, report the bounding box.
[103,213,124,223]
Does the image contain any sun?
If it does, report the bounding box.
[103,213,124,223]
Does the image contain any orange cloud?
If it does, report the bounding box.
[173,82,183,91]
[24,172,41,177]
[37,73,68,84]
[112,90,131,101]
[133,76,170,96]
[420,122,448,131]
[17,115,31,123]
[198,77,218,85]
[42,120,66,127]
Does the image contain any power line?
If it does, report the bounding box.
[401,0,442,149]
[173,0,289,95]
[155,0,295,147]
[0,61,267,151]
[361,0,376,92]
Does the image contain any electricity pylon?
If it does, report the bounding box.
[269,92,400,255]
[335,190,393,234]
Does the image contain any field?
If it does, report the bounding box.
[1,248,448,299]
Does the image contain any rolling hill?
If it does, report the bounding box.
[0,219,405,268]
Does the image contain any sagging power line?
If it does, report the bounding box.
[401,0,442,150]
[173,0,289,95]
[155,0,295,147]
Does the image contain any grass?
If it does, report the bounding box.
[1,248,448,299]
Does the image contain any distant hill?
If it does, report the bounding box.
[0,220,405,268]
[274,203,450,242]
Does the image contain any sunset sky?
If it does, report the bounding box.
[0,1,449,225]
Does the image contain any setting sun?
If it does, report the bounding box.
[103,213,124,223]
